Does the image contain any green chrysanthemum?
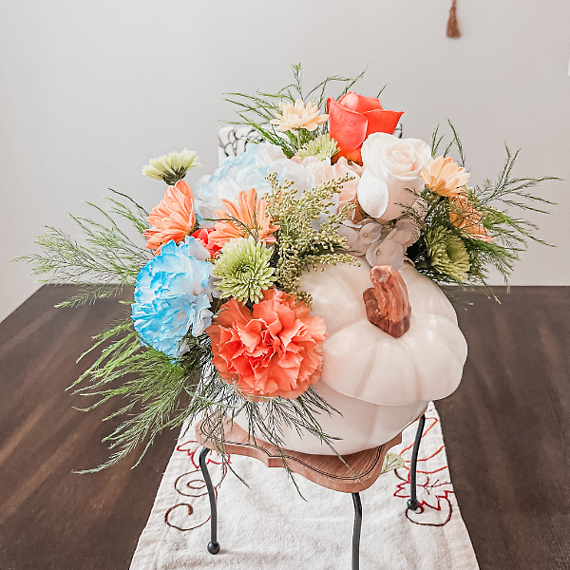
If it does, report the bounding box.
[142,149,201,185]
[425,227,470,282]
[295,134,339,161]
[213,237,275,303]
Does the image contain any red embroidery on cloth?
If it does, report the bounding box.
[393,414,454,527]
[165,440,229,531]
[175,439,228,469]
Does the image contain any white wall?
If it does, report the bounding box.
[1,0,569,323]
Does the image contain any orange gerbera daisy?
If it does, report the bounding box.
[449,192,493,243]
[208,188,279,248]
[144,180,196,252]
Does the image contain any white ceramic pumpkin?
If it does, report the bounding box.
[234,261,468,455]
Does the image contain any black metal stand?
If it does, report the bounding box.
[407,414,426,511]
[199,447,220,554]
[351,492,362,570]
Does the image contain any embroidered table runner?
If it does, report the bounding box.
[130,402,479,569]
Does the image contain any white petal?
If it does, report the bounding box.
[357,170,389,218]
[360,222,384,244]
[337,223,359,248]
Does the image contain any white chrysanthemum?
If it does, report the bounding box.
[142,149,201,185]
[270,99,328,132]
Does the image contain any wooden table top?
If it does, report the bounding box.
[0,284,569,570]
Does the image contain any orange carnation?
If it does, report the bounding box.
[207,289,327,399]
[144,180,196,252]
[208,188,279,248]
[449,193,493,243]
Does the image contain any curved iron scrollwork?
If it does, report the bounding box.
[218,126,263,164]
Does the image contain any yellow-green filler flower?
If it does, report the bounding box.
[295,134,339,161]
[425,227,470,282]
[142,149,201,185]
[213,237,275,303]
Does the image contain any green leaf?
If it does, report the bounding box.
[381,452,405,474]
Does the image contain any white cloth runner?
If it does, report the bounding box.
[130,402,479,569]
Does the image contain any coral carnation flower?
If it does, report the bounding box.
[328,92,403,164]
[208,188,279,248]
[144,180,196,252]
[207,289,327,399]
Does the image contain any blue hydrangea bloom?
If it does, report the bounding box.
[194,143,286,222]
[132,238,213,358]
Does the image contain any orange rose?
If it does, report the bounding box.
[327,92,404,164]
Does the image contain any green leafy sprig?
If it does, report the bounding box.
[16,190,152,307]
[72,319,343,491]
[264,172,358,305]
[406,125,557,290]
[224,63,367,157]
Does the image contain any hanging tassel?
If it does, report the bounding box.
[446,0,461,38]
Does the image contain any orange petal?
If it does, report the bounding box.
[338,92,383,113]
[363,109,404,137]
[328,97,368,154]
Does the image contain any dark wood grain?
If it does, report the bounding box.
[439,286,570,570]
[1,285,569,569]
[0,285,178,570]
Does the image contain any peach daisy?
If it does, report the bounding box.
[270,99,328,132]
[421,156,470,198]
[208,188,279,248]
[143,180,196,252]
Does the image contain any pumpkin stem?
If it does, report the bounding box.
[363,265,411,338]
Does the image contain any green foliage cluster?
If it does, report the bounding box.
[73,320,341,486]
[405,123,556,290]
[225,63,368,157]
[264,172,359,305]
[16,191,152,307]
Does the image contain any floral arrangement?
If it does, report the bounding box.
[19,65,553,475]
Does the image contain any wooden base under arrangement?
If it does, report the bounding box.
[195,419,403,493]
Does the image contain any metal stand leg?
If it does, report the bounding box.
[199,447,220,554]
[351,492,362,570]
[407,414,426,511]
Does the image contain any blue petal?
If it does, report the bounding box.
[132,239,214,357]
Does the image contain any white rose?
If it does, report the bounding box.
[357,133,431,220]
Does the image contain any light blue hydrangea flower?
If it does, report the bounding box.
[194,143,334,225]
[194,143,286,222]
[132,238,213,358]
